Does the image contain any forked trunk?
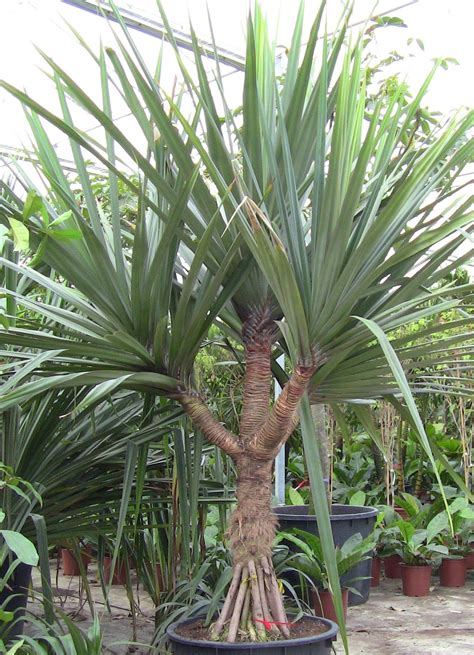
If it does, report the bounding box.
[179,311,319,642]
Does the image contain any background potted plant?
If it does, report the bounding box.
[394,520,448,596]
[430,497,474,588]
[375,507,404,579]
[276,529,377,624]
[275,501,379,606]
[438,536,470,588]
[60,539,92,577]
[98,536,133,587]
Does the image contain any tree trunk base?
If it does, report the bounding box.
[210,556,290,642]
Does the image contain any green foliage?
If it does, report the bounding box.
[276,529,377,591]
[430,496,474,557]
[332,451,384,506]
[0,466,40,642]
[393,518,448,565]
[13,613,105,654]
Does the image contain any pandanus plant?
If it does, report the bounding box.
[0,0,473,646]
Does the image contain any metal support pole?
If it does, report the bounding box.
[60,0,245,71]
[274,355,286,505]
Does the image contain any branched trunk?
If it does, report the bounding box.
[239,340,272,441]
[178,392,242,458]
[179,315,319,642]
[252,358,318,454]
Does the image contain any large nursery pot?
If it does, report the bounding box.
[382,554,403,579]
[439,558,466,588]
[0,560,32,641]
[274,504,378,606]
[400,564,432,597]
[166,615,338,655]
[311,588,349,626]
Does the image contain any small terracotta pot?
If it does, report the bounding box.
[439,558,466,588]
[102,555,127,585]
[400,564,432,597]
[61,548,90,576]
[465,545,474,570]
[312,587,349,625]
[383,554,403,579]
[371,556,381,587]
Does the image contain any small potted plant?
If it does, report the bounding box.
[394,520,448,597]
[375,507,404,579]
[433,497,474,588]
[277,529,376,625]
[97,536,132,587]
[60,539,93,577]
[438,537,469,588]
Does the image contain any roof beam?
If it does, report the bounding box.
[60,0,246,71]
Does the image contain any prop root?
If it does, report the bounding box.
[212,558,291,642]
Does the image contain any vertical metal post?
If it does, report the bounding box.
[274,355,286,505]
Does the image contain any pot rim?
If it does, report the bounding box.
[166,614,339,650]
[400,563,432,570]
[313,587,349,595]
[273,503,378,521]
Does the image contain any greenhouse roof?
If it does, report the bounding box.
[0,0,473,165]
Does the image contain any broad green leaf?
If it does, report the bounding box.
[458,508,474,520]
[0,530,39,565]
[426,512,449,543]
[23,189,47,221]
[288,486,305,506]
[349,490,366,506]
[0,610,14,623]
[7,219,29,252]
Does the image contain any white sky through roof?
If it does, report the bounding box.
[0,0,473,158]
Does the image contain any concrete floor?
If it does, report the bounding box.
[335,572,474,655]
[27,562,474,654]
[29,561,156,653]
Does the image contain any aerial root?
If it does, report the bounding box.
[210,558,290,642]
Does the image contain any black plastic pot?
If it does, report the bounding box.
[0,559,32,641]
[167,615,338,655]
[274,504,378,606]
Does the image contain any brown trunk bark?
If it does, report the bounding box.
[239,340,272,442]
[228,456,276,565]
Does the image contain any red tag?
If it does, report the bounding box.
[255,618,294,630]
